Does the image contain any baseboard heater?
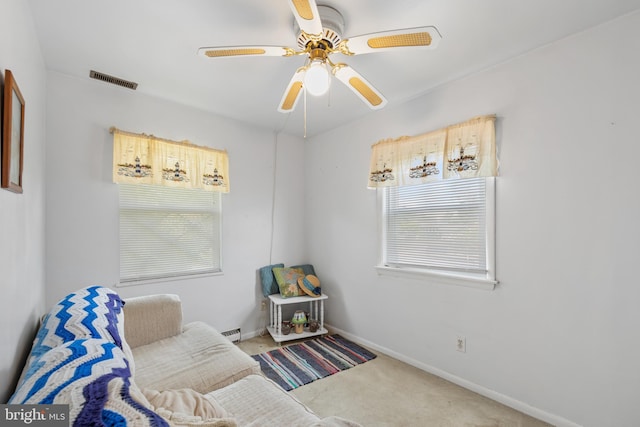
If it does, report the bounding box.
[221,328,241,344]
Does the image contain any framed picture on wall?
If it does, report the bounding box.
[2,69,26,193]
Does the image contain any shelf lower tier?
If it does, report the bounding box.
[267,326,328,343]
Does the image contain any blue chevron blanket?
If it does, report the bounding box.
[26,286,128,366]
[10,339,167,426]
[9,286,168,427]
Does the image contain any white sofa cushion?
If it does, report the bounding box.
[124,294,184,348]
[132,321,260,393]
[210,374,321,427]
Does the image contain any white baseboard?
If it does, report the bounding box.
[325,324,582,427]
[242,327,276,341]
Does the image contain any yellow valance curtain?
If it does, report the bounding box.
[368,115,497,188]
[111,128,230,193]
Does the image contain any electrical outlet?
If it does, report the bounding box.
[456,336,466,353]
[261,300,267,311]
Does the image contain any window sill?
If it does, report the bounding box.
[375,265,497,291]
[117,270,223,288]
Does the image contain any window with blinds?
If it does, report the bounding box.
[381,177,494,278]
[119,184,221,284]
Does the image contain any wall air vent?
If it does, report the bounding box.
[89,70,138,90]
[221,328,241,344]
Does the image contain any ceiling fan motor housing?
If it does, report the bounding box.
[198,0,439,114]
[295,5,345,50]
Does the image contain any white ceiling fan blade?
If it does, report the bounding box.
[287,0,323,36]
[333,64,387,110]
[198,46,291,58]
[341,26,441,55]
[278,68,306,113]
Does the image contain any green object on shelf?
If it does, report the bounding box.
[291,310,307,334]
[291,310,307,324]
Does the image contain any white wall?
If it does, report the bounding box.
[305,11,640,427]
[0,0,47,403]
[44,72,306,338]
[10,3,639,425]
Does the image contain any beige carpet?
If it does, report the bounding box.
[238,334,552,427]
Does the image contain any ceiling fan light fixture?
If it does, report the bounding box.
[199,0,441,116]
[304,59,331,96]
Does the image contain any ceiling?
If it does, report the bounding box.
[26,0,640,137]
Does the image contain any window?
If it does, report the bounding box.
[119,183,222,285]
[379,177,496,289]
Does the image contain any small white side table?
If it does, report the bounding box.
[266,293,328,343]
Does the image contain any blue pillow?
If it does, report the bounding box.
[291,264,316,277]
[260,263,284,297]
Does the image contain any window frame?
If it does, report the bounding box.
[117,183,223,287]
[376,177,497,290]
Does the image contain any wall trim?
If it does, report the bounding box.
[242,328,267,341]
[325,325,582,427]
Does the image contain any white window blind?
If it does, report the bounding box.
[382,178,491,275]
[119,184,221,283]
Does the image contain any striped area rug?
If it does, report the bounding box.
[252,334,377,391]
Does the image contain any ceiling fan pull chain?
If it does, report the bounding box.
[303,87,308,138]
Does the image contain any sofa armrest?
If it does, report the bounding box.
[123,294,183,348]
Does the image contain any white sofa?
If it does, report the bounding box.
[9,286,360,427]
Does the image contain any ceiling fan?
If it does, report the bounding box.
[197,0,441,113]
